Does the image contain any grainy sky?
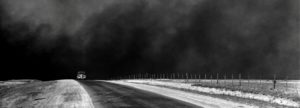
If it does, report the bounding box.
[0,0,299,80]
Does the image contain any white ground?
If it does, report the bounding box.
[49,80,94,108]
[0,80,94,108]
[111,79,300,107]
[107,80,258,108]
[0,79,38,86]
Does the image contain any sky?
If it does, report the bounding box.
[0,0,299,80]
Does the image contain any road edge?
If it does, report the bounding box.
[73,80,95,108]
[106,80,257,108]
[77,80,106,108]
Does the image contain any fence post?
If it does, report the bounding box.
[239,73,241,87]
[286,76,288,91]
[224,74,227,85]
[273,74,276,89]
[260,73,262,88]
[231,73,233,87]
[167,73,169,79]
[146,73,148,79]
[159,74,160,79]
[199,74,201,83]
[186,73,188,79]
[173,73,175,79]
[172,73,174,79]
[159,74,162,79]
[166,73,168,79]
[217,73,219,84]
[247,73,250,86]
[210,74,212,85]
[186,73,188,83]
[181,73,182,79]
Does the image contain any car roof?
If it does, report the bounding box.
[78,71,85,73]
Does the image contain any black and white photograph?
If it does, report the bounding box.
[0,0,299,108]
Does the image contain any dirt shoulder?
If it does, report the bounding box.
[0,79,94,108]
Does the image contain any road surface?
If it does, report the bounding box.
[79,80,201,108]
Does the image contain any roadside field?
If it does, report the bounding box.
[165,79,300,102]
[123,79,300,107]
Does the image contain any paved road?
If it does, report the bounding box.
[79,80,201,108]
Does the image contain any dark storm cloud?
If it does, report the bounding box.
[0,0,299,79]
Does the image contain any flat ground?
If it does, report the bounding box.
[0,80,93,108]
[1,79,299,108]
[80,80,201,108]
[120,79,300,107]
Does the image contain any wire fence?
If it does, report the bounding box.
[114,72,300,99]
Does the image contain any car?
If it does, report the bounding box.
[77,71,86,80]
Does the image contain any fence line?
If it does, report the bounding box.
[113,72,299,91]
